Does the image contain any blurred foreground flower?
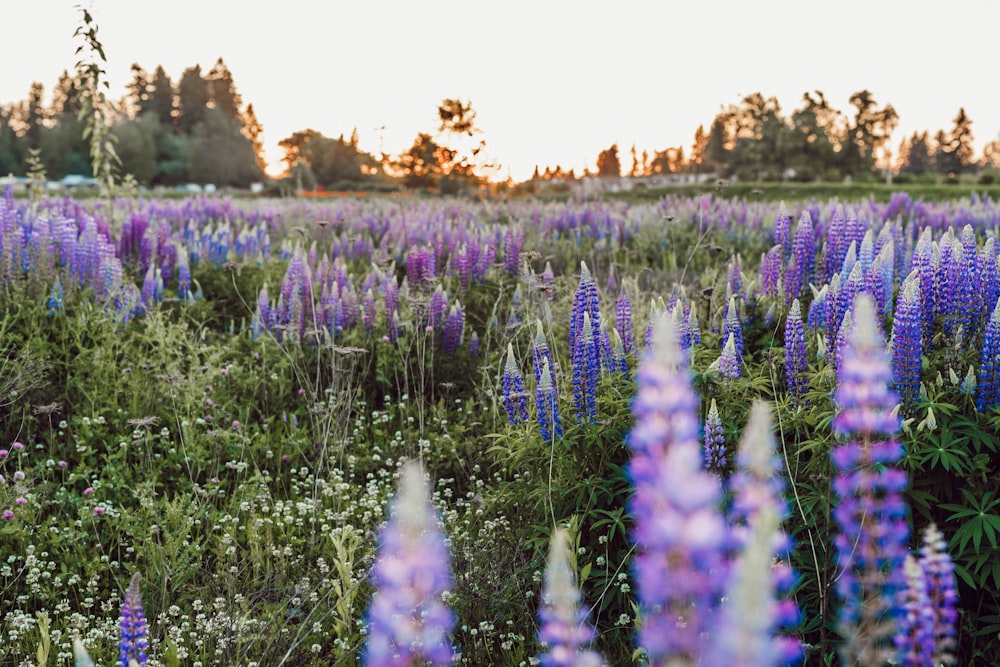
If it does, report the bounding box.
[364,461,455,666]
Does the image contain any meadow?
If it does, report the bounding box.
[0,187,996,666]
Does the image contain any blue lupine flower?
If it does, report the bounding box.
[976,297,1000,411]
[616,288,635,357]
[443,304,464,354]
[703,399,726,475]
[536,528,605,667]
[572,312,599,423]
[784,299,808,404]
[774,201,792,259]
[706,401,801,667]
[118,573,148,667]
[627,312,728,665]
[570,261,600,361]
[536,360,563,442]
[722,296,743,364]
[718,332,741,379]
[364,461,455,667]
[533,320,553,385]
[918,523,959,664]
[891,273,923,412]
[895,555,936,666]
[831,294,909,666]
[503,344,529,424]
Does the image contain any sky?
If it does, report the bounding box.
[2,0,999,182]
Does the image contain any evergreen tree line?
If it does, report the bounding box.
[549,90,1000,184]
[0,58,265,187]
[6,75,1000,189]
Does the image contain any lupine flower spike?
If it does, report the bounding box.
[831,294,909,666]
[364,461,455,666]
[703,399,727,475]
[536,359,563,442]
[784,299,808,404]
[536,528,605,667]
[628,312,727,665]
[503,343,529,425]
[118,573,148,667]
[712,401,801,666]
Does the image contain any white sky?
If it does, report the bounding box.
[2,0,998,182]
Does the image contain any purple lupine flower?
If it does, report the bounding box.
[571,312,598,424]
[674,303,692,352]
[942,241,971,339]
[727,254,743,298]
[824,273,843,354]
[703,399,726,475]
[610,328,628,375]
[791,212,816,296]
[806,284,827,335]
[468,330,479,358]
[910,228,935,341]
[503,227,523,277]
[834,308,853,380]
[536,360,563,442]
[48,277,64,317]
[364,461,455,667]
[784,299,808,404]
[627,312,728,665]
[118,573,148,667]
[717,332,741,379]
[252,284,271,340]
[442,304,464,354]
[759,245,783,298]
[895,555,936,667]
[362,288,376,331]
[616,288,635,356]
[533,320,553,385]
[825,206,848,281]
[428,285,448,332]
[917,523,958,664]
[503,343,529,425]
[706,401,801,667]
[858,230,875,275]
[570,261,601,365]
[688,307,702,346]
[831,294,909,667]
[536,528,605,667]
[977,237,999,334]
[774,201,792,259]
[976,297,1000,411]
[892,273,923,412]
[722,296,743,364]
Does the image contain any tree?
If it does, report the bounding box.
[689,124,708,175]
[39,114,90,177]
[983,132,1000,170]
[841,89,898,175]
[937,107,974,175]
[788,91,843,181]
[438,98,477,136]
[0,104,27,175]
[206,58,243,124]
[112,118,156,184]
[126,63,150,117]
[596,144,621,177]
[241,103,267,172]
[51,70,83,117]
[899,131,933,175]
[279,129,376,187]
[395,133,442,189]
[177,65,208,134]
[148,66,175,128]
[24,82,46,149]
[187,107,262,186]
